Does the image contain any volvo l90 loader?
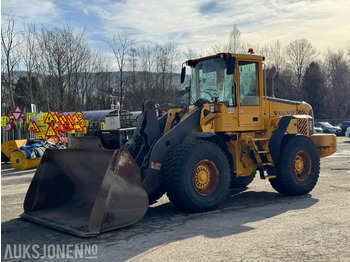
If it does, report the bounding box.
[22,51,337,237]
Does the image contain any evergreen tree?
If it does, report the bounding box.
[301,62,325,118]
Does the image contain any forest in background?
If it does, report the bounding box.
[2,17,350,121]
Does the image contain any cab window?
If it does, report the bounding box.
[190,57,236,106]
[239,61,259,106]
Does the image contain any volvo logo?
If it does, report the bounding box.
[273,110,295,116]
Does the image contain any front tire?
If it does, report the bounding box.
[165,140,231,212]
[269,135,320,195]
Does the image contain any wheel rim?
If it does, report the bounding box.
[192,159,219,195]
[293,150,311,181]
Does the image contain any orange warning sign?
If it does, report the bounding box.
[72,114,80,124]
[66,113,75,125]
[80,119,86,127]
[44,111,55,124]
[53,112,60,123]
[74,124,84,133]
[45,125,58,137]
[27,120,41,133]
[74,111,84,119]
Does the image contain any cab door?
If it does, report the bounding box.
[237,60,263,128]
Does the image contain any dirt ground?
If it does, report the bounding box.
[1,136,350,261]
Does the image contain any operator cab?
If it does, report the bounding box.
[183,52,264,130]
[187,55,235,106]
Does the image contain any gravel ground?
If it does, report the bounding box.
[1,137,350,262]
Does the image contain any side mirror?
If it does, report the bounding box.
[181,66,186,83]
[226,55,236,75]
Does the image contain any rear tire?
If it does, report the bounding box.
[165,140,231,212]
[269,135,320,195]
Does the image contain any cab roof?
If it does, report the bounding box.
[186,53,264,67]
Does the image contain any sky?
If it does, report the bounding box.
[2,0,350,61]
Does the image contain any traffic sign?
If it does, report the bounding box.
[53,113,60,123]
[79,119,86,127]
[1,116,8,127]
[74,111,84,119]
[83,120,89,134]
[19,116,25,125]
[5,122,14,131]
[10,106,23,121]
[27,120,41,133]
[44,111,55,124]
[74,124,84,133]
[26,113,35,124]
[66,113,75,125]
[72,114,80,124]
[45,125,58,137]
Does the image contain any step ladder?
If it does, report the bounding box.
[245,137,276,180]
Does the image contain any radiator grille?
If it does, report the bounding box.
[297,109,308,135]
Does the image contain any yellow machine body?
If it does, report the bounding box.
[165,53,336,178]
[21,52,337,237]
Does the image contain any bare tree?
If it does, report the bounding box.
[323,50,350,119]
[227,25,244,53]
[137,44,155,90]
[284,38,317,87]
[266,40,285,72]
[183,46,202,60]
[38,25,68,111]
[155,43,178,93]
[63,23,90,110]
[38,23,90,111]
[1,15,21,113]
[18,22,42,111]
[211,25,246,54]
[108,32,135,108]
[80,51,113,110]
[211,43,226,54]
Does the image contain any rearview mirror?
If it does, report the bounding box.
[226,55,236,75]
[181,66,186,83]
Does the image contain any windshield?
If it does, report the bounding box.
[320,122,333,127]
[190,57,235,106]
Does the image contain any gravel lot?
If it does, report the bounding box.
[2,137,350,261]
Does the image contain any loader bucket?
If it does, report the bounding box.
[21,148,149,237]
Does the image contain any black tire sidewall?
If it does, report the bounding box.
[167,140,231,212]
[277,136,320,195]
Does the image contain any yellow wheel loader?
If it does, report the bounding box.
[21,52,337,237]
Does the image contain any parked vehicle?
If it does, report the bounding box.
[314,126,323,133]
[338,121,350,136]
[314,122,342,135]
[345,127,350,138]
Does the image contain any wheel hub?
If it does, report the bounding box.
[192,159,219,195]
[294,150,311,181]
[294,157,304,173]
[196,166,210,188]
